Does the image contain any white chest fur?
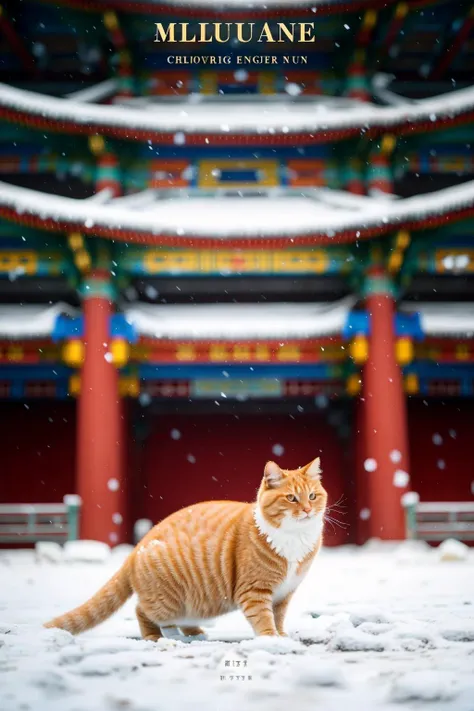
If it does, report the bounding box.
[253,505,323,603]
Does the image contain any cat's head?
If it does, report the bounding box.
[257,458,327,527]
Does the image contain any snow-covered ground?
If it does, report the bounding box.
[1,542,474,711]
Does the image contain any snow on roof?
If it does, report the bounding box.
[48,0,389,10]
[1,81,473,136]
[124,298,355,340]
[96,0,350,5]
[1,180,474,240]
[401,303,474,337]
[0,303,78,339]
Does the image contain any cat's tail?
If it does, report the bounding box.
[43,556,133,635]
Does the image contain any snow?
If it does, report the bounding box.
[0,303,78,339]
[95,0,363,6]
[1,544,474,711]
[401,302,474,337]
[63,541,111,564]
[1,81,473,135]
[35,542,63,564]
[400,491,420,508]
[124,298,355,340]
[437,538,470,562]
[2,177,473,239]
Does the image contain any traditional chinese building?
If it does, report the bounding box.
[0,0,473,546]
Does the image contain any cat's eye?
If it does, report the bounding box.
[309,493,316,500]
[287,494,298,502]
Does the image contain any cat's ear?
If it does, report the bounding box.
[264,461,284,488]
[305,457,322,480]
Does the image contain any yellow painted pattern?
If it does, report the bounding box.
[7,345,24,362]
[176,344,196,361]
[0,251,38,275]
[258,72,275,94]
[456,343,470,361]
[209,344,229,361]
[142,249,330,275]
[346,374,361,396]
[276,345,301,361]
[255,344,270,361]
[199,159,279,188]
[404,373,419,394]
[200,72,218,94]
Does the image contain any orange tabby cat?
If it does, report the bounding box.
[44,457,327,639]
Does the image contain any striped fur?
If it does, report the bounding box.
[44,457,327,638]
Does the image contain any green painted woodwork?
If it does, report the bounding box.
[79,274,116,301]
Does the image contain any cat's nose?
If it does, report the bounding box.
[302,506,311,514]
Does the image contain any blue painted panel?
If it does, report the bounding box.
[138,363,342,380]
[0,364,72,379]
[110,315,138,343]
[52,315,137,342]
[136,145,330,159]
[395,313,424,340]
[220,170,259,182]
[343,311,369,338]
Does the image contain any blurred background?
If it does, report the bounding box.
[0,0,473,549]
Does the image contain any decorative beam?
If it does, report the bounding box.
[382,2,409,55]
[430,7,474,80]
[102,11,134,97]
[35,0,406,21]
[0,5,36,73]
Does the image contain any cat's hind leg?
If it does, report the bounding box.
[160,625,207,642]
[180,625,205,636]
[136,605,163,642]
[179,625,208,641]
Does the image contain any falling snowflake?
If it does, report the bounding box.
[437,460,446,470]
[112,513,123,525]
[315,394,329,409]
[393,470,410,488]
[170,429,182,440]
[390,450,402,463]
[432,433,443,445]
[107,478,120,492]
[234,69,248,82]
[272,444,285,457]
[285,82,302,96]
[364,458,377,472]
[187,454,196,464]
[173,132,186,145]
[359,508,371,520]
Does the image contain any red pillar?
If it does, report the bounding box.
[77,272,126,544]
[355,396,371,544]
[362,270,409,540]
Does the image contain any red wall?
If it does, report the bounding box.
[2,399,472,546]
[139,413,350,546]
[408,400,474,502]
[0,401,76,504]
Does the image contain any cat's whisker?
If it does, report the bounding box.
[323,517,337,535]
[325,513,349,526]
[326,508,347,518]
[327,504,347,514]
[324,514,350,530]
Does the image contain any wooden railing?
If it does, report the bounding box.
[0,495,81,544]
[402,493,474,543]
